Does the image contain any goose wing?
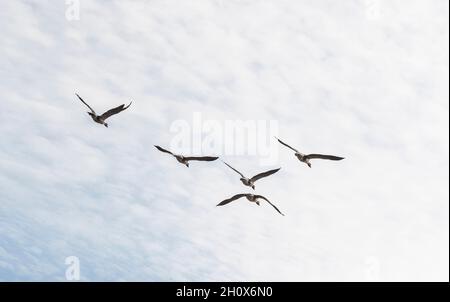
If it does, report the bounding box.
[154,145,174,156]
[250,168,281,182]
[75,93,96,114]
[255,195,285,216]
[217,194,248,206]
[184,156,219,162]
[222,161,245,178]
[306,154,344,161]
[100,101,132,120]
[276,137,299,153]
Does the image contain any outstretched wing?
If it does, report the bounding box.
[250,168,281,182]
[75,93,96,114]
[306,154,344,161]
[255,195,285,216]
[154,145,174,156]
[217,194,248,206]
[184,156,219,162]
[276,137,299,153]
[100,101,132,120]
[222,161,245,178]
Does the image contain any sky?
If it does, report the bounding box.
[0,0,448,281]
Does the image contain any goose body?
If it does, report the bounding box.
[222,161,280,190]
[75,93,132,127]
[217,193,284,216]
[154,145,219,167]
[276,137,344,168]
[239,177,254,188]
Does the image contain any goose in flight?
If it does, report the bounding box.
[75,93,132,127]
[154,145,219,167]
[222,161,280,190]
[217,193,284,216]
[276,137,344,168]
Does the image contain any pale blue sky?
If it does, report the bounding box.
[0,0,448,281]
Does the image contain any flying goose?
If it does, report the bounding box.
[75,93,132,127]
[222,161,280,190]
[276,137,344,168]
[154,145,219,167]
[217,193,284,216]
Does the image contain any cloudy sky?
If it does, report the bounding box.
[0,0,448,281]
